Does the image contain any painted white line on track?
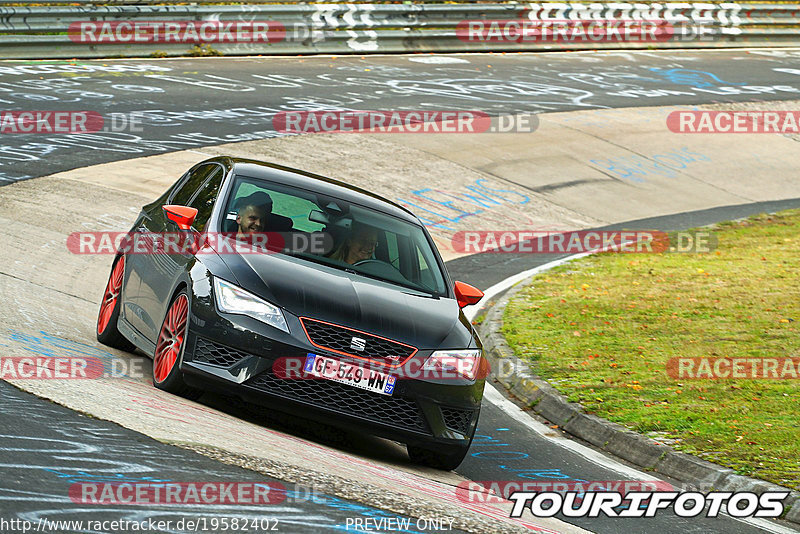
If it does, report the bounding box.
[470,255,800,534]
[482,383,649,481]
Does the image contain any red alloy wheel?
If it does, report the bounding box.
[97,256,125,335]
[153,294,188,383]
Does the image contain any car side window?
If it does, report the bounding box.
[171,164,218,206]
[227,182,326,233]
[267,190,325,232]
[385,232,400,268]
[188,166,224,231]
[417,245,435,288]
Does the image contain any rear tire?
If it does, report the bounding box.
[153,290,203,401]
[96,255,136,352]
[407,442,472,471]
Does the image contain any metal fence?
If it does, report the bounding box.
[0,2,798,58]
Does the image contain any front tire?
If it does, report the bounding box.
[153,290,202,400]
[96,255,135,351]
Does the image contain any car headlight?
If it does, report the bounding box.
[422,349,483,380]
[213,278,289,334]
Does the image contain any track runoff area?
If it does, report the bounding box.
[1,49,800,534]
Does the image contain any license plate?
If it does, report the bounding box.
[304,353,396,396]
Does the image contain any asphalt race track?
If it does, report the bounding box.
[1,50,800,534]
[0,380,452,534]
[3,49,800,183]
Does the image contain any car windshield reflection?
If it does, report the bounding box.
[223,174,448,297]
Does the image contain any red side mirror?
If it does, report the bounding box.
[163,205,198,231]
[454,281,483,308]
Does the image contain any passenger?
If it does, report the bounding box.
[329,223,379,265]
[235,192,273,238]
[236,203,269,237]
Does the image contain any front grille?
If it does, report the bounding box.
[246,368,429,434]
[193,338,248,368]
[441,406,474,435]
[300,317,416,367]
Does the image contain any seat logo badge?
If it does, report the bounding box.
[350,337,366,352]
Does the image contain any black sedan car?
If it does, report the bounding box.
[96,156,486,469]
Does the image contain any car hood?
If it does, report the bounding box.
[218,251,464,349]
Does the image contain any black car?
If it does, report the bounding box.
[96,156,486,470]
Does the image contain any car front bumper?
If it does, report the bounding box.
[180,290,483,448]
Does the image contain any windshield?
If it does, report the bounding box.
[220,174,448,296]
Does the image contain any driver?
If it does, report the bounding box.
[329,223,378,265]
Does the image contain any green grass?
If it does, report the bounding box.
[503,210,800,489]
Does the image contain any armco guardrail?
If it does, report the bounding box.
[0,2,798,58]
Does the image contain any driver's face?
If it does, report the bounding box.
[236,205,268,234]
[349,230,378,263]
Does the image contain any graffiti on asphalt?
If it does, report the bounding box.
[590,147,711,182]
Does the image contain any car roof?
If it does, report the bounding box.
[215,157,421,225]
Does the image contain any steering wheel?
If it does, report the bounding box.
[353,259,384,267]
[353,259,406,278]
